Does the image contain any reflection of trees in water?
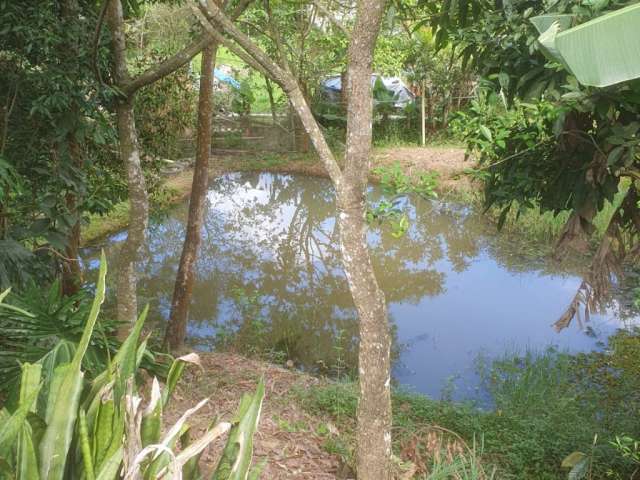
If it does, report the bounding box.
[84,172,636,371]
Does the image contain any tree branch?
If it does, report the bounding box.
[123,0,254,97]
[193,0,343,184]
[123,34,211,96]
[312,0,350,36]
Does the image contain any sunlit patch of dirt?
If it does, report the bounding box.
[164,352,343,479]
[373,146,473,193]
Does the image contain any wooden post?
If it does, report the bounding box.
[421,79,426,146]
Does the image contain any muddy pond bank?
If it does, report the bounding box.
[81,146,470,246]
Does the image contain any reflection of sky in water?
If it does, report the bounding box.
[82,172,637,401]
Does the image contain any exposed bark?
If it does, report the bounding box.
[164,43,217,351]
[60,0,83,296]
[339,0,390,476]
[193,0,391,476]
[106,0,149,329]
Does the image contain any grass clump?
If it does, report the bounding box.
[298,330,640,479]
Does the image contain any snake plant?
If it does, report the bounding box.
[0,253,265,480]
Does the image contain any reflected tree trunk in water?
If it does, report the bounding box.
[165,43,217,351]
[192,1,390,476]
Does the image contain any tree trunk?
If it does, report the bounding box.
[192,2,391,475]
[165,42,217,351]
[106,0,150,330]
[264,75,278,125]
[60,0,83,296]
[338,0,390,477]
[114,98,149,330]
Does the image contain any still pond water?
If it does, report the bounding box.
[83,172,635,401]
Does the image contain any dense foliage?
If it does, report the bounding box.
[0,0,124,288]
[438,0,640,320]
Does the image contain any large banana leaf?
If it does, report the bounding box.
[531,3,640,87]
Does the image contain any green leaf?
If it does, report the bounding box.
[38,251,107,480]
[0,386,41,461]
[607,145,625,166]
[16,425,39,480]
[479,125,492,142]
[555,3,640,87]
[212,380,265,480]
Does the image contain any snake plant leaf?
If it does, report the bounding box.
[38,251,107,480]
[174,422,231,473]
[0,386,41,461]
[140,378,162,447]
[19,363,42,413]
[113,304,149,403]
[78,409,96,480]
[212,380,265,480]
[162,353,202,407]
[85,304,149,409]
[16,425,39,480]
[94,446,123,480]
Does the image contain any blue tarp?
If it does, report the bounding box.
[214,68,241,89]
[320,74,415,107]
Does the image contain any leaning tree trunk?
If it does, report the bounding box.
[191,1,391,475]
[337,0,391,476]
[165,43,217,351]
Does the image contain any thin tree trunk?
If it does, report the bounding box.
[421,80,426,146]
[106,0,150,330]
[165,42,217,351]
[338,0,390,477]
[60,0,83,296]
[193,3,391,475]
[114,98,149,329]
[61,138,83,296]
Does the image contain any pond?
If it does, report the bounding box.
[83,172,636,402]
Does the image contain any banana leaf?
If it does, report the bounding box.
[532,3,640,87]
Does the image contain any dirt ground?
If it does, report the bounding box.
[165,145,471,199]
[373,146,471,193]
[165,352,348,479]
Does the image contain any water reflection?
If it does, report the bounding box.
[83,172,635,400]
